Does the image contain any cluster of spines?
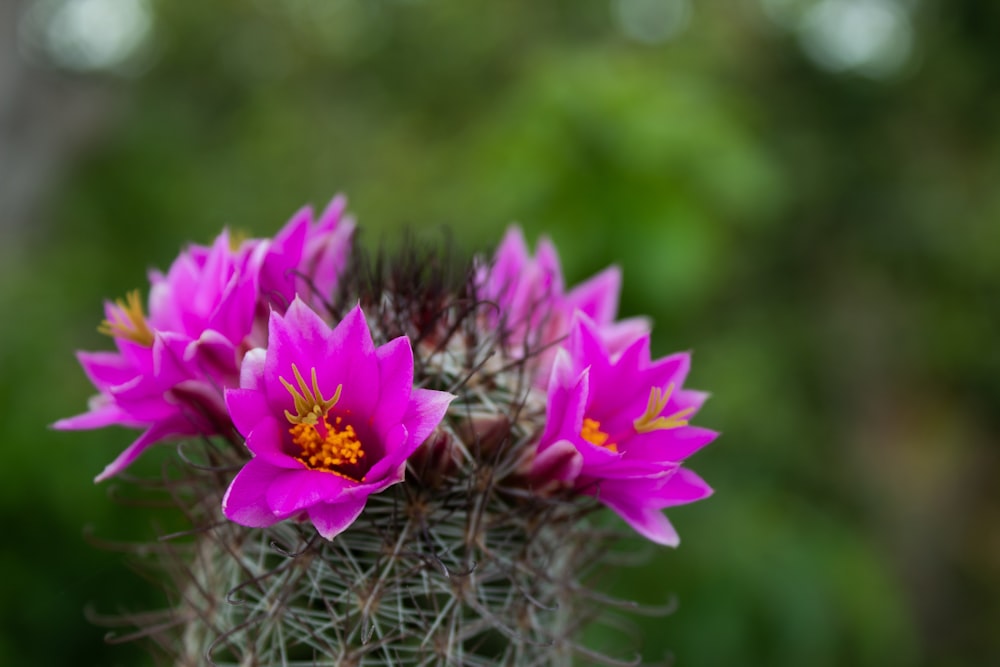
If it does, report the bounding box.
[92,238,661,667]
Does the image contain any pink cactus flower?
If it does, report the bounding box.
[254,196,355,312]
[54,229,260,481]
[532,313,717,546]
[478,226,648,384]
[222,299,454,540]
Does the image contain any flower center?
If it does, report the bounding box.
[581,417,618,453]
[633,384,695,433]
[98,290,154,346]
[280,363,365,480]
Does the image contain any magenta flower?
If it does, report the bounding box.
[54,229,259,481]
[531,314,716,546]
[222,299,455,540]
[255,196,355,312]
[478,226,648,383]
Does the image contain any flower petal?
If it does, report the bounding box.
[264,298,336,415]
[265,469,352,516]
[362,424,410,482]
[52,398,142,431]
[653,467,714,508]
[400,388,455,452]
[604,499,680,547]
[239,348,266,390]
[225,388,270,437]
[372,336,414,430]
[365,424,410,486]
[94,418,195,482]
[539,350,589,446]
[623,426,719,464]
[322,304,378,416]
[564,265,621,326]
[307,498,367,540]
[76,351,135,389]
[244,415,301,468]
[222,459,286,527]
[531,439,583,485]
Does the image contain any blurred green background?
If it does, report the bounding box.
[2,0,999,664]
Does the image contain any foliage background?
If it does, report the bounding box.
[2,0,999,665]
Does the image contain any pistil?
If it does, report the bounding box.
[280,363,365,479]
[633,384,695,434]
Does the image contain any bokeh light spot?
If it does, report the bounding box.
[798,0,912,78]
[19,0,154,74]
[612,0,692,45]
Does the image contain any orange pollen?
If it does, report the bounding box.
[98,289,153,346]
[280,363,365,478]
[581,417,618,453]
[290,414,365,474]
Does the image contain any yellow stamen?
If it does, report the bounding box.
[633,384,695,433]
[280,364,363,478]
[98,290,154,347]
[228,229,249,252]
[581,417,618,453]
[279,364,342,425]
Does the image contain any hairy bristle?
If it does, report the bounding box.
[90,238,671,666]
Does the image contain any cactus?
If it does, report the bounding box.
[59,202,717,666]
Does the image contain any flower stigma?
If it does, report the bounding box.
[280,363,365,479]
[98,290,154,346]
[633,384,695,434]
[581,417,618,453]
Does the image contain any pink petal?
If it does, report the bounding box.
[674,389,710,415]
[210,268,257,343]
[645,351,692,388]
[322,304,378,416]
[77,351,135,390]
[265,469,352,516]
[564,265,621,326]
[52,398,142,431]
[151,333,193,387]
[260,207,310,304]
[110,376,176,422]
[184,329,239,384]
[94,419,195,482]
[315,195,347,233]
[225,388,271,438]
[264,298,335,415]
[372,336,414,430]
[622,426,719,464]
[533,236,565,297]
[531,439,583,485]
[491,227,531,291]
[540,355,589,446]
[238,348,267,391]
[307,498,367,540]
[605,499,680,547]
[244,416,301,468]
[362,425,410,483]
[222,459,285,527]
[400,389,455,452]
[306,216,354,301]
[653,467,714,508]
[601,317,650,355]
